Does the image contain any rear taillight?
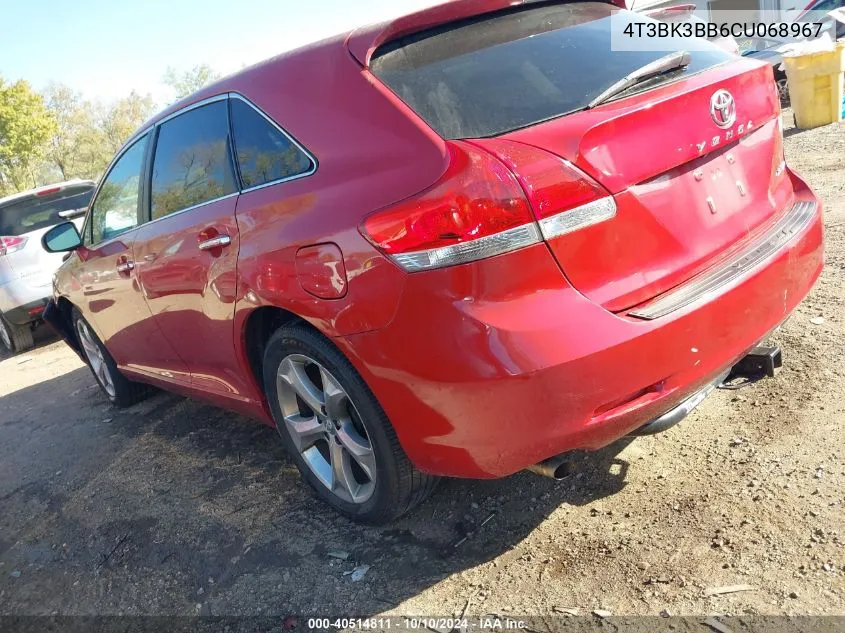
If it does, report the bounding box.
[0,236,27,256]
[360,141,541,272]
[474,139,617,240]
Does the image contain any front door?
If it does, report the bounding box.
[74,133,190,385]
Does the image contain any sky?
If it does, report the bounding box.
[0,0,439,105]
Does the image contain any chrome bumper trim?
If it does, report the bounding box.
[630,200,817,320]
[629,369,730,437]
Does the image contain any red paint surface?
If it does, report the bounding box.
[295,244,348,299]
[52,2,824,478]
[338,176,822,477]
[496,59,790,311]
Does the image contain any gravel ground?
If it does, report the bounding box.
[0,111,843,619]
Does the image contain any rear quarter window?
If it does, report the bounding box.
[230,97,315,190]
[371,1,733,139]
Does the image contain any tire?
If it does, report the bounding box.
[775,74,790,107]
[0,315,34,354]
[71,309,149,408]
[263,323,439,524]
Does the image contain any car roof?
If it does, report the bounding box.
[0,180,97,210]
[127,0,628,145]
[347,0,627,66]
[128,28,348,144]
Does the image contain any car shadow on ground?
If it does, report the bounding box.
[0,361,636,616]
[783,126,810,139]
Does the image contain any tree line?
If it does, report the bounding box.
[0,65,220,197]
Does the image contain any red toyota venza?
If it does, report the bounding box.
[41,0,823,523]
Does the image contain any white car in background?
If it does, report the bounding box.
[0,180,94,353]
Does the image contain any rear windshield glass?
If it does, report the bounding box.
[0,186,94,237]
[371,2,733,139]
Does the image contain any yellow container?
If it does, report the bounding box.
[783,42,845,129]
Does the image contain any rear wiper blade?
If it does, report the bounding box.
[587,51,692,109]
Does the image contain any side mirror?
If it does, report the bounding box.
[42,222,82,253]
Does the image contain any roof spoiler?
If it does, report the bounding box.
[0,179,96,209]
[346,0,628,67]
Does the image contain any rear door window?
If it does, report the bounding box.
[89,135,149,244]
[150,100,237,221]
[371,2,733,138]
[0,186,94,237]
[230,97,315,189]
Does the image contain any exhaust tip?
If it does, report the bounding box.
[550,461,573,480]
[527,455,573,480]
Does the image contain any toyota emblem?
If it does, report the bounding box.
[710,90,737,129]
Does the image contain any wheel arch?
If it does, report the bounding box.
[242,305,309,399]
[50,296,84,358]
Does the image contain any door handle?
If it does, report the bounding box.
[198,234,232,251]
[116,260,135,273]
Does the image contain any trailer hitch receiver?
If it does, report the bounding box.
[732,345,783,379]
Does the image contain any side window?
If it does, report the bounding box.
[89,135,149,245]
[150,100,237,221]
[230,97,315,189]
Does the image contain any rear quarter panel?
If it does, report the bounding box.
[229,44,448,339]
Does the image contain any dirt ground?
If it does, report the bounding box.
[0,111,843,620]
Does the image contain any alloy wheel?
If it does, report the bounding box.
[76,320,116,398]
[276,354,376,504]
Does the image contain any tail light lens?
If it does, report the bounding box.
[359,141,541,272]
[472,139,617,241]
[0,236,27,256]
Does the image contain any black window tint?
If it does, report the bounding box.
[0,186,93,237]
[151,100,237,220]
[89,136,149,244]
[371,2,732,139]
[230,98,314,189]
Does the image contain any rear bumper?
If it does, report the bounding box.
[629,369,731,437]
[0,279,51,323]
[1,298,49,325]
[338,188,824,479]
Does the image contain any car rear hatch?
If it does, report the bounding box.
[369,1,794,313]
[0,183,93,288]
